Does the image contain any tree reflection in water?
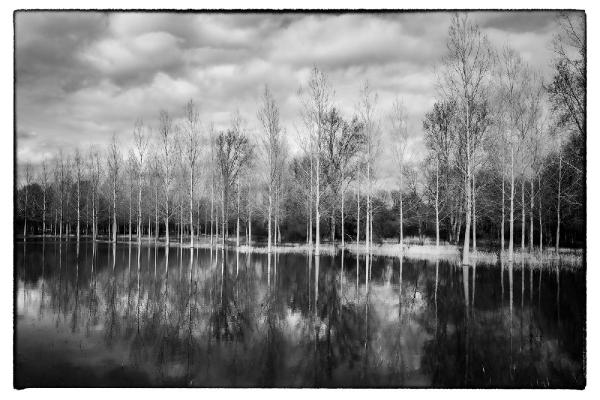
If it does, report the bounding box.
[16,240,585,388]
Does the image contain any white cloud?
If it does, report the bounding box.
[16,11,561,183]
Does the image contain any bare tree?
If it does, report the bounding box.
[525,76,545,252]
[126,152,137,242]
[133,119,149,244]
[74,149,83,242]
[183,99,202,247]
[54,152,67,240]
[531,115,549,251]
[424,100,456,249]
[215,116,253,248]
[148,152,161,242]
[207,122,217,247]
[300,66,332,255]
[556,146,563,253]
[158,110,174,244]
[258,85,282,254]
[358,81,380,269]
[438,13,493,266]
[390,98,409,250]
[87,147,102,241]
[21,163,32,238]
[337,117,364,247]
[548,12,585,139]
[496,47,522,263]
[107,134,121,243]
[40,159,49,238]
[322,108,364,246]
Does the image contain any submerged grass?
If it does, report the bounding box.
[26,233,583,269]
[234,241,582,269]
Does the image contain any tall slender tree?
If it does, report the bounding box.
[439,13,493,265]
[183,100,202,247]
[390,98,410,249]
[300,67,332,255]
[158,110,174,245]
[258,85,282,254]
[215,116,252,248]
[107,134,121,243]
[133,119,149,245]
[21,163,32,238]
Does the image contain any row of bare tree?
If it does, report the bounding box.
[17,13,584,261]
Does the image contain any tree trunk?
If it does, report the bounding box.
[222,187,227,248]
[94,190,98,241]
[179,199,183,248]
[366,168,370,262]
[138,174,142,244]
[268,181,272,254]
[190,167,194,247]
[58,190,64,240]
[509,146,515,263]
[129,184,132,242]
[306,215,309,245]
[501,162,505,252]
[108,208,111,241]
[399,171,403,249]
[330,209,335,245]
[435,157,439,248]
[91,191,95,241]
[214,205,218,241]
[155,185,159,242]
[210,177,214,247]
[236,180,240,248]
[77,174,80,242]
[462,133,472,266]
[370,205,374,278]
[538,171,543,252]
[23,184,27,238]
[112,178,117,243]
[356,185,361,259]
[248,206,252,245]
[197,200,201,242]
[42,188,46,239]
[316,147,320,256]
[309,154,313,249]
[205,207,208,236]
[472,168,476,253]
[530,177,534,252]
[341,184,345,248]
[275,188,279,245]
[450,210,456,244]
[521,178,525,254]
[165,195,170,245]
[556,152,562,253]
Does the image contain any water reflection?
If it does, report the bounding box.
[16,240,585,388]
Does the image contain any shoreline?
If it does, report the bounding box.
[18,234,583,267]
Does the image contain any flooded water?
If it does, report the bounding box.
[15,240,585,388]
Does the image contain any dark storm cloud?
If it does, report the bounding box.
[16,12,108,92]
[16,11,561,176]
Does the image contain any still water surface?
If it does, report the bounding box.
[15,240,585,388]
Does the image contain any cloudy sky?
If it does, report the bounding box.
[16,11,565,180]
